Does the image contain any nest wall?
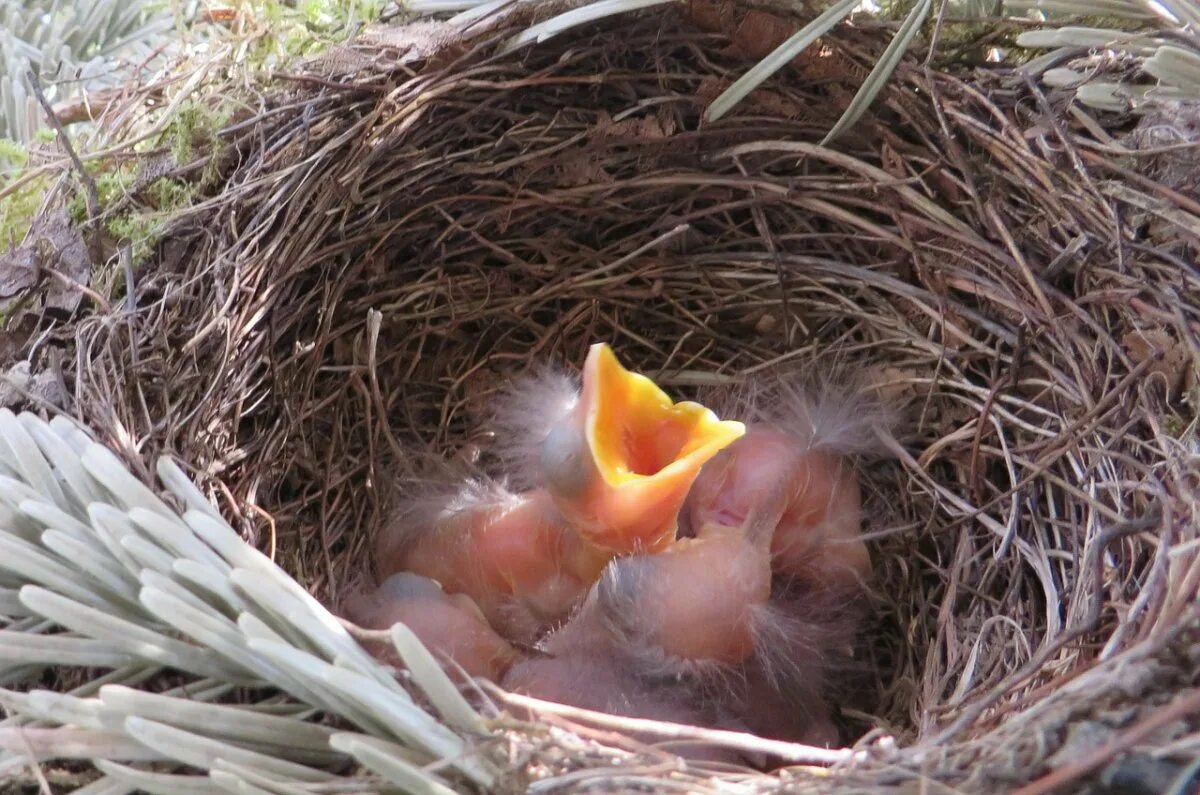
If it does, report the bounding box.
[27,3,1200,788]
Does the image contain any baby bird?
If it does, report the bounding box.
[597,522,772,667]
[352,349,891,759]
[502,518,846,754]
[681,376,888,595]
[342,572,520,681]
[684,429,866,591]
[373,343,744,642]
[494,343,746,555]
[376,481,610,643]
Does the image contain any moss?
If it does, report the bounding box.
[102,178,196,265]
[98,167,137,206]
[0,172,53,251]
[249,0,387,64]
[66,164,137,224]
[869,2,1159,68]
[0,138,29,168]
[61,164,189,264]
[148,177,195,211]
[0,140,40,247]
[165,100,225,166]
[5,0,390,262]
[106,211,163,265]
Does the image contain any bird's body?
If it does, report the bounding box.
[342,346,892,759]
[502,535,850,755]
[378,485,609,642]
[596,525,772,666]
[342,572,519,681]
[682,425,869,592]
[373,343,747,642]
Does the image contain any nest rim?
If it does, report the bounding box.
[5,2,1200,791]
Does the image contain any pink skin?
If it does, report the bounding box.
[502,535,845,764]
[342,573,521,682]
[599,527,772,665]
[377,489,611,644]
[357,404,872,759]
[501,598,750,765]
[682,425,870,594]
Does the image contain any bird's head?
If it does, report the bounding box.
[540,343,745,553]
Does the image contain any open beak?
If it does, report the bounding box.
[543,343,745,553]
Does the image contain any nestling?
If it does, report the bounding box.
[376,481,609,642]
[493,343,746,554]
[342,571,520,681]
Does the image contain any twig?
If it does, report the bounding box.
[1014,689,1200,795]
[27,70,105,264]
[121,241,138,366]
[485,685,880,766]
[27,72,101,223]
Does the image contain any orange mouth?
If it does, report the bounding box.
[547,344,745,553]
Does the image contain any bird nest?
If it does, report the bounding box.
[3,2,1200,792]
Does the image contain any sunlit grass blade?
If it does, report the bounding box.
[0,534,123,611]
[389,623,483,732]
[40,530,141,604]
[19,586,247,680]
[1005,0,1159,16]
[501,0,679,54]
[156,458,222,522]
[1144,45,1200,92]
[1158,0,1200,26]
[0,727,160,763]
[95,760,222,795]
[1015,26,1164,55]
[212,758,360,795]
[98,685,340,755]
[123,717,338,783]
[246,638,478,777]
[704,0,860,123]
[0,409,66,507]
[82,444,179,519]
[331,733,462,795]
[0,631,134,668]
[822,0,932,144]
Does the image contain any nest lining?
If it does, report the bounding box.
[4,1,1200,791]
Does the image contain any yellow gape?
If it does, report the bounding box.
[544,343,745,553]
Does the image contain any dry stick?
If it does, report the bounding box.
[51,87,124,126]
[26,71,105,266]
[924,514,1161,747]
[1079,148,1200,220]
[365,309,408,463]
[486,686,871,766]
[12,727,52,795]
[120,242,139,367]
[1014,688,1200,795]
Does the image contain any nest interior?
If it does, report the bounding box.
[19,1,1200,789]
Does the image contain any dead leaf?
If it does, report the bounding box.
[867,366,921,405]
[696,76,728,108]
[881,140,906,180]
[694,76,805,119]
[686,0,735,34]
[0,205,90,315]
[0,361,68,410]
[0,246,39,309]
[556,151,613,187]
[1123,328,1193,397]
[357,21,465,66]
[730,9,797,60]
[593,112,673,141]
[794,43,864,83]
